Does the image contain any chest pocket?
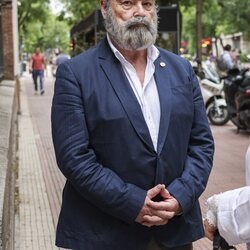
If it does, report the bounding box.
[171,84,193,119]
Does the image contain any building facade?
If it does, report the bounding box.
[212,32,250,57]
[0,0,19,80]
[0,0,4,78]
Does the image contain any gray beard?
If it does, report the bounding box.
[104,7,158,51]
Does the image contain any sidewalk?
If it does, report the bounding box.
[16,72,57,249]
[15,70,249,250]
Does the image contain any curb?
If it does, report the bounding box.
[0,80,18,250]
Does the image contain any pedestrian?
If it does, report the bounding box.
[55,49,70,66]
[218,44,235,71]
[30,47,46,95]
[51,0,214,249]
[204,144,250,249]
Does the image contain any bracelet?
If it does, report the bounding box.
[205,194,218,226]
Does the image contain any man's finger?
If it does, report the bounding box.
[146,200,170,210]
[142,215,168,226]
[150,210,175,220]
[147,184,165,199]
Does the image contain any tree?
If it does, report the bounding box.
[196,0,202,70]
[33,0,249,58]
[22,13,70,53]
[18,0,50,34]
[217,0,250,37]
[181,0,250,55]
[57,0,99,25]
[58,0,183,25]
[18,0,70,54]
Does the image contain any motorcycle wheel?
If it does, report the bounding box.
[208,105,230,125]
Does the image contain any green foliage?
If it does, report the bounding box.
[18,0,70,54]
[156,0,179,5]
[180,0,250,54]
[58,0,99,25]
[18,0,50,34]
[18,0,250,57]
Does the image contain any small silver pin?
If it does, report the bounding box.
[160,62,166,67]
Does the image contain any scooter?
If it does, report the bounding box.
[200,76,229,125]
[193,61,229,125]
[224,68,250,130]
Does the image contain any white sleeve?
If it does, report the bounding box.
[245,145,250,186]
[217,186,250,245]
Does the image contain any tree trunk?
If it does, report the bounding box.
[196,0,202,72]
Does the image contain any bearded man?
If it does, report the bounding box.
[51,0,214,249]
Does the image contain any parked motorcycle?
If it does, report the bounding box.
[224,67,250,130]
[194,61,230,125]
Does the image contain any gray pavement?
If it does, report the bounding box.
[16,72,57,249]
[15,69,249,249]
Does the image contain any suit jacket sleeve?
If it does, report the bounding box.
[167,60,214,214]
[51,62,147,224]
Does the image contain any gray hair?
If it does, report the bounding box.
[102,0,158,12]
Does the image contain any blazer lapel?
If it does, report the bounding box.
[98,39,155,152]
[154,55,172,154]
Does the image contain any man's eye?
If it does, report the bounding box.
[143,2,153,10]
[121,1,133,9]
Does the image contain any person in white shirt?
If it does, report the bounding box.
[55,49,70,66]
[204,144,250,249]
[220,44,235,70]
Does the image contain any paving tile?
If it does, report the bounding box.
[16,73,57,249]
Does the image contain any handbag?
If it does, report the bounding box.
[213,230,237,250]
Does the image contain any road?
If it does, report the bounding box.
[19,68,249,249]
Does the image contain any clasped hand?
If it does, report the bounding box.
[135,184,182,227]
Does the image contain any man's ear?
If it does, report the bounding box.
[100,0,107,19]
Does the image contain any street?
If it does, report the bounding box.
[16,69,249,249]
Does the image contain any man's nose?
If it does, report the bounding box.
[133,3,146,17]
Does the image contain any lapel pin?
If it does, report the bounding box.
[160,62,166,68]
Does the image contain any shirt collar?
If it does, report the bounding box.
[106,33,159,63]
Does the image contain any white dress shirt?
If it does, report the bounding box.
[245,144,250,186]
[217,186,250,246]
[107,35,160,151]
[221,51,234,70]
[206,145,250,248]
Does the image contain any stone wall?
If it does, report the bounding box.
[0,80,17,250]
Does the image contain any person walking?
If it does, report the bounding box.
[30,47,46,95]
[51,0,214,249]
[55,49,70,66]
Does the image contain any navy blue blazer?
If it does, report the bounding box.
[51,37,214,250]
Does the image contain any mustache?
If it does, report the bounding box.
[124,17,151,29]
